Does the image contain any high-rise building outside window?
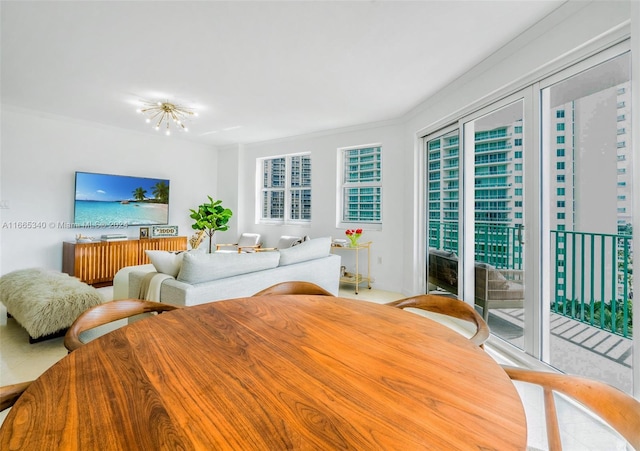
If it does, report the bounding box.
[260,153,311,223]
[339,145,382,224]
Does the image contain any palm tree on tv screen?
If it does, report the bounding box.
[132,187,147,201]
[153,181,169,204]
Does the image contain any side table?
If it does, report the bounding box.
[331,241,372,294]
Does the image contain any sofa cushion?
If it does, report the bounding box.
[177,251,280,284]
[146,250,185,277]
[278,237,331,266]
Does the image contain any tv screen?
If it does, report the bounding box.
[74,171,170,227]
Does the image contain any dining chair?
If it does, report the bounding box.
[253,281,335,297]
[0,381,32,411]
[215,233,262,253]
[64,299,180,352]
[502,365,640,450]
[386,294,490,348]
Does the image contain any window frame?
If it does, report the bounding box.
[337,143,383,230]
[258,152,311,225]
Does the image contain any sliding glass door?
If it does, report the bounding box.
[541,51,632,393]
[463,100,526,349]
[423,41,634,394]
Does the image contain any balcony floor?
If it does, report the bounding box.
[488,308,632,394]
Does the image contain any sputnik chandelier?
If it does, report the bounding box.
[136,100,198,135]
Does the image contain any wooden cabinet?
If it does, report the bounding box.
[63,237,187,285]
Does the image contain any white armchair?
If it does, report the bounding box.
[215,233,262,253]
[256,235,303,252]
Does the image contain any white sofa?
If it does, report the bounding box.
[114,237,341,307]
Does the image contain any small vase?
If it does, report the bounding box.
[348,236,360,247]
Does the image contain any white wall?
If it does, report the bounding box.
[0,107,218,275]
[223,1,634,296]
[233,122,404,292]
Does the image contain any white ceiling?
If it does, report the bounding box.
[1,1,565,147]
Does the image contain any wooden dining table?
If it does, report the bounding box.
[1,295,527,450]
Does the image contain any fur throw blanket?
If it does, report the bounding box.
[0,268,105,339]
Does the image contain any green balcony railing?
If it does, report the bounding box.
[551,230,633,338]
[428,221,633,338]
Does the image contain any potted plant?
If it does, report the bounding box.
[189,196,233,253]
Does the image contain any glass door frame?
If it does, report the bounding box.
[458,90,541,359]
[536,40,636,393]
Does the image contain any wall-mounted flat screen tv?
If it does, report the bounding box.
[74,171,170,227]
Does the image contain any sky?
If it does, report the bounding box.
[75,172,169,202]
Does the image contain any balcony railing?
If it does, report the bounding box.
[428,221,633,338]
[551,230,633,338]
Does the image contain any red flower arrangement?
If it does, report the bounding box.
[345,228,363,247]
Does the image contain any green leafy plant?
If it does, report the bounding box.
[189,196,233,253]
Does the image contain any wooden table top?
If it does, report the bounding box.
[1,295,527,450]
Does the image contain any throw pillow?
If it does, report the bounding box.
[278,236,331,266]
[177,251,280,284]
[145,250,185,277]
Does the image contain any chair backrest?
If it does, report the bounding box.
[386,294,490,348]
[238,233,261,247]
[253,281,335,297]
[64,299,180,352]
[502,365,640,450]
[0,381,32,411]
[276,235,303,249]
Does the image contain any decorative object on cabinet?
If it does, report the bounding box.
[151,225,179,237]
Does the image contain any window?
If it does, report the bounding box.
[514,138,523,146]
[557,149,565,157]
[556,110,565,118]
[260,153,311,223]
[557,162,565,170]
[557,201,565,208]
[340,145,382,224]
[557,188,565,196]
[557,136,565,144]
[556,123,565,131]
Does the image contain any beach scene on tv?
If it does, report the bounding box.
[74,172,170,226]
